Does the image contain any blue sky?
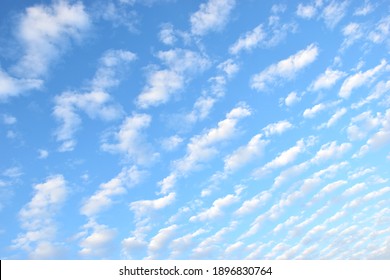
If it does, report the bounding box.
[0,0,389,260]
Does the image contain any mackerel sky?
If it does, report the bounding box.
[0,0,389,259]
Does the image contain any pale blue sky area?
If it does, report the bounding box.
[0,0,389,259]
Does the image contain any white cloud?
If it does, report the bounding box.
[160,104,251,194]
[78,220,117,258]
[190,193,240,222]
[161,135,184,151]
[38,149,49,159]
[296,3,317,19]
[192,221,237,259]
[327,107,347,128]
[369,16,390,44]
[218,59,239,78]
[308,180,347,205]
[2,114,17,125]
[303,103,326,118]
[12,175,67,259]
[235,191,272,216]
[262,120,293,137]
[190,0,236,36]
[91,49,137,90]
[253,138,308,177]
[97,1,138,32]
[2,167,23,179]
[251,44,319,91]
[12,1,90,78]
[130,192,176,219]
[347,111,381,141]
[341,22,363,50]
[81,166,144,217]
[354,1,374,16]
[348,167,375,180]
[229,25,265,54]
[185,75,227,124]
[148,224,178,259]
[101,113,158,165]
[136,49,210,108]
[54,49,135,151]
[352,80,390,109]
[311,141,351,163]
[224,134,268,172]
[137,70,184,108]
[343,183,367,196]
[354,110,390,157]
[339,59,387,99]
[273,215,300,234]
[159,23,176,45]
[175,104,251,174]
[170,229,207,258]
[224,241,244,256]
[309,68,346,91]
[321,1,349,29]
[0,68,42,102]
[284,91,301,107]
[54,91,123,151]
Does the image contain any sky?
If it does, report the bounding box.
[0,0,389,260]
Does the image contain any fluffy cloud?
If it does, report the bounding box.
[81,166,145,217]
[97,1,139,32]
[190,0,236,36]
[136,49,210,108]
[309,68,346,91]
[303,103,327,118]
[54,49,135,151]
[352,80,390,109]
[229,25,265,54]
[311,141,351,163]
[369,16,390,44]
[191,221,237,259]
[130,192,176,220]
[296,3,318,19]
[253,138,309,177]
[218,59,240,78]
[190,191,240,222]
[78,220,117,258]
[147,224,178,259]
[251,44,319,91]
[319,107,347,128]
[223,134,268,172]
[284,91,301,107]
[354,109,390,158]
[262,120,293,137]
[175,104,251,174]
[13,1,90,78]
[169,229,207,258]
[91,50,137,90]
[161,135,184,151]
[2,114,17,125]
[159,104,251,194]
[339,59,387,99]
[321,1,349,29]
[54,91,123,151]
[185,76,226,124]
[159,23,176,45]
[235,191,272,216]
[347,111,381,141]
[341,23,364,50]
[354,1,374,16]
[101,113,157,165]
[0,69,42,101]
[12,175,67,259]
